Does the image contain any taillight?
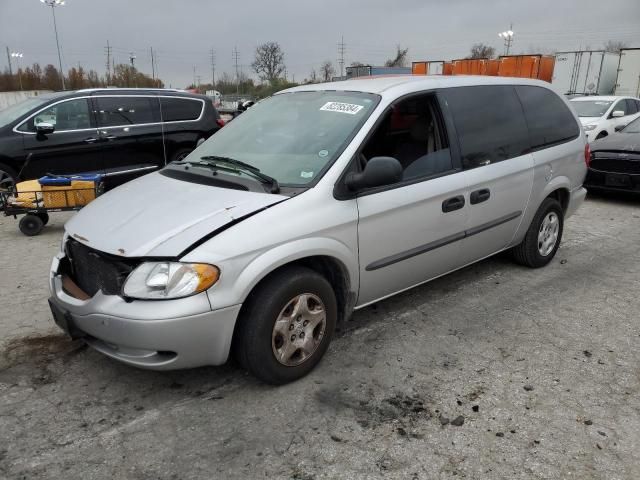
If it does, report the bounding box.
[216,118,226,128]
[584,143,591,167]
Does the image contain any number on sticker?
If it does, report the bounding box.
[319,102,364,115]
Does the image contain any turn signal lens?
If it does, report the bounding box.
[584,143,591,167]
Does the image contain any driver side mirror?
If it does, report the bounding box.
[345,156,403,191]
[611,110,625,118]
[35,122,55,135]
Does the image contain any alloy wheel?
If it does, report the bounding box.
[538,212,559,257]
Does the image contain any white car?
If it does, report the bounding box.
[570,95,640,142]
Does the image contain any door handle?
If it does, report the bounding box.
[83,137,98,144]
[442,195,465,213]
[470,188,491,205]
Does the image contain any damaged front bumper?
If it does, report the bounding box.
[48,253,241,370]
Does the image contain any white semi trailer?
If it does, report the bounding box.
[552,50,619,96]
[614,48,640,98]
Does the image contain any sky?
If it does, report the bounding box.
[1,0,640,88]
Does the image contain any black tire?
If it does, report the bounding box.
[234,266,337,385]
[0,162,18,210]
[512,197,564,268]
[171,148,193,163]
[36,212,50,225]
[19,214,44,236]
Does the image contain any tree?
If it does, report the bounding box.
[252,41,286,83]
[308,68,318,83]
[468,43,496,59]
[385,46,409,67]
[320,60,335,82]
[604,40,627,53]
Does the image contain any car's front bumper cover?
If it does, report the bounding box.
[49,254,241,370]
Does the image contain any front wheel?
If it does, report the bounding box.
[19,214,45,236]
[234,266,337,385]
[511,197,564,268]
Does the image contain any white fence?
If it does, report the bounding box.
[0,90,52,110]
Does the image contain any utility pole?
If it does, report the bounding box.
[192,65,196,88]
[232,46,240,95]
[129,52,137,87]
[498,23,515,56]
[150,46,155,81]
[105,40,112,82]
[337,35,346,79]
[209,48,216,88]
[5,47,13,89]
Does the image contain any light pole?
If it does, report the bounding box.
[11,52,24,90]
[498,25,515,56]
[40,0,66,90]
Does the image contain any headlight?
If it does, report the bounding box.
[123,262,220,300]
[583,124,597,131]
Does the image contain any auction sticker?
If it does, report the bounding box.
[320,102,364,115]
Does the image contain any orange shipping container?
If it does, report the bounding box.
[412,62,427,75]
[443,62,453,75]
[451,58,490,75]
[498,55,555,82]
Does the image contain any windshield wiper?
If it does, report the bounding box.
[196,155,280,193]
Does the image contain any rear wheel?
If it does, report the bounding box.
[36,212,50,225]
[19,214,45,236]
[0,163,18,210]
[234,266,337,384]
[512,198,564,268]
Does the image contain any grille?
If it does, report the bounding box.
[591,154,640,174]
[65,239,136,297]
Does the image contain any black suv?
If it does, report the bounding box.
[0,88,224,190]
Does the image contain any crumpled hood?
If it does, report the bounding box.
[65,172,287,258]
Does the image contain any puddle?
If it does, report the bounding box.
[0,333,85,370]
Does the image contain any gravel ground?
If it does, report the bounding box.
[1,193,639,480]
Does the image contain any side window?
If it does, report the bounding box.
[515,86,580,150]
[95,97,156,127]
[612,100,629,116]
[625,99,638,115]
[21,98,92,132]
[441,85,529,169]
[360,93,452,182]
[160,98,203,122]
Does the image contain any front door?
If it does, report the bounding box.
[355,92,469,306]
[439,85,534,264]
[19,97,103,179]
[92,95,165,188]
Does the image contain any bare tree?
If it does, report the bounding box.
[252,41,286,83]
[468,43,496,59]
[308,67,318,83]
[384,46,409,67]
[604,40,628,53]
[320,60,335,82]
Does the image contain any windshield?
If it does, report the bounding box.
[622,116,640,133]
[0,96,51,128]
[570,100,612,118]
[188,91,379,186]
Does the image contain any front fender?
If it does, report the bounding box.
[206,237,359,309]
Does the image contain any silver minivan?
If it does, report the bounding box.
[49,76,587,384]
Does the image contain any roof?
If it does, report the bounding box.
[281,75,555,97]
[570,95,629,102]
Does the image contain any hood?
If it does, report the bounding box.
[65,172,287,258]
[591,132,640,152]
[579,117,600,126]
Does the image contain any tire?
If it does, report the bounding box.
[171,148,193,163]
[234,266,337,385]
[0,163,18,210]
[36,212,50,225]
[19,214,44,236]
[512,197,564,268]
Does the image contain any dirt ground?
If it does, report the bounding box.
[1,193,639,480]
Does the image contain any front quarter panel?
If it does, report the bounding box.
[180,185,360,310]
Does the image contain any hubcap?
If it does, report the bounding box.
[537,212,559,257]
[271,293,326,366]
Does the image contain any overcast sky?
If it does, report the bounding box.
[1,0,639,88]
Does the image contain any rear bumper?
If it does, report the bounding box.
[585,168,640,193]
[566,186,587,218]
[49,254,241,370]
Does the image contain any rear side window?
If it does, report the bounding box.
[160,97,204,122]
[515,86,580,150]
[441,85,529,169]
[94,96,156,127]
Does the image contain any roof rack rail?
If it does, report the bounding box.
[74,87,183,93]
